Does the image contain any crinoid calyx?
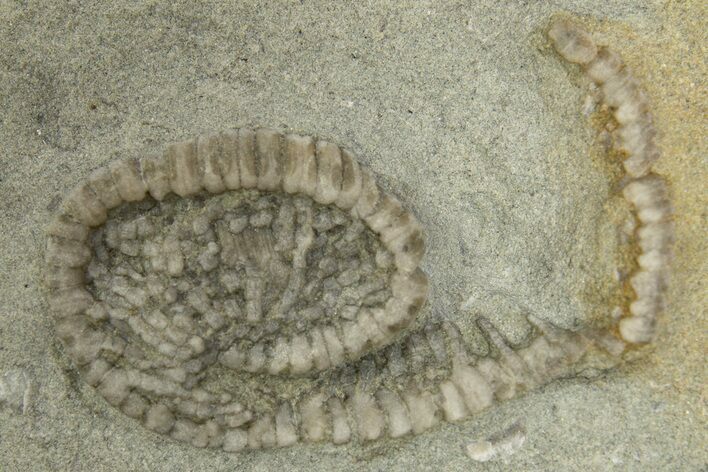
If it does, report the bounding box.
[43,19,672,452]
[45,128,429,449]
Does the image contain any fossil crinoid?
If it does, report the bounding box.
[45,128,429,449]
[43,19,672,452]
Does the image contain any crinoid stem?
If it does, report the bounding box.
[548,18,673,344]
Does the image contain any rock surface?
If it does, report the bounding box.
[0,1,704,470]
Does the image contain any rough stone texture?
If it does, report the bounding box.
[0,1,705,471]
[87,190,394,375]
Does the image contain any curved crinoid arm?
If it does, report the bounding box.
[548,18,673,344]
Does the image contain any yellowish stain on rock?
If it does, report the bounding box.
[582,0,706,422]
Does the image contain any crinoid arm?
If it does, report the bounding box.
[548,17,673,345]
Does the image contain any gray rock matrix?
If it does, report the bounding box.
[2,1,701,470]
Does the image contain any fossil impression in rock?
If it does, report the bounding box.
[548,18,673,343]
[43,19,672,451]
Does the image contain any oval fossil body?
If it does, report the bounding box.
[45,128,432,449]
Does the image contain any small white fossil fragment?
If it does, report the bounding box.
[0,369,34,414]
[465,421,526,462]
